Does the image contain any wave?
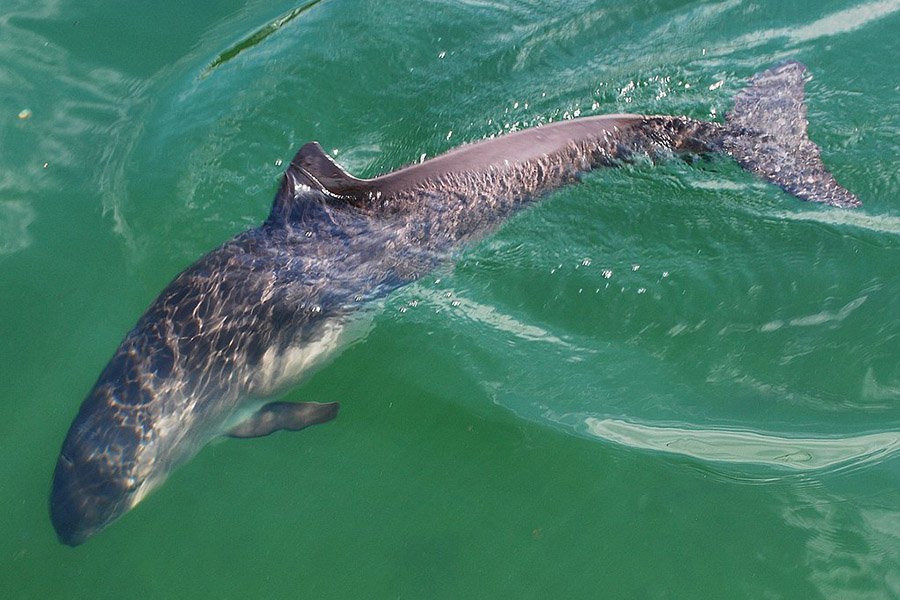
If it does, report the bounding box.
[583,417,900,471]
[401,286,580,351]
[774,209,900,235]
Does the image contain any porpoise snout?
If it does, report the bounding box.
[50,449,129,546]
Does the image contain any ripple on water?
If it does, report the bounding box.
[0,200,36,256]
[581,417,900,476]
[1,8,152,253]
[774,209,900,236]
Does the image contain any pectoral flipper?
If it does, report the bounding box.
[227,401,340,438]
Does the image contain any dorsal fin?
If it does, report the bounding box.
[268,142,368,225]
[268,166,325,225]
[290,142,365,196]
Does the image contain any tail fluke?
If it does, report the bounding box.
[724,60,860,208]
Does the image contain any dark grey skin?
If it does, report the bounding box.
[50,61,859,546]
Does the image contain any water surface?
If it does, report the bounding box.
[1,0,898,597]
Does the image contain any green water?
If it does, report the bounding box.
[2,0,899,597]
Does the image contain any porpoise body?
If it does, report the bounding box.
[51,61,859,545]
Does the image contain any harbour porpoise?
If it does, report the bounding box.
[50,61,860,545]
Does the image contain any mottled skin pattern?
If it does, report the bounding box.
[50,61,859,546]
[724,61,860,207]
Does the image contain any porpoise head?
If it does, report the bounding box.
[48,240,278,546]
[50,345,165,546]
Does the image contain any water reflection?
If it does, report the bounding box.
[1,7,150,252]
[582,417,900,472]
[0,200,36,256]
[732,0,900,48]
[781,483,900,598]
